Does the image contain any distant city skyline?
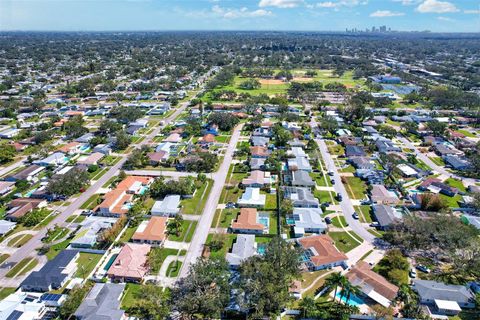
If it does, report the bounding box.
[0,0,479,33]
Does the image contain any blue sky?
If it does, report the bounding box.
[0,0,478,32]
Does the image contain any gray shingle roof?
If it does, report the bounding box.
[74,283,126,320]
[412,280,474,304]
[226,234,256,267]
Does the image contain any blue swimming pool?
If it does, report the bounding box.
[257,244,266,255]
[104,254,118,271]
[335,292,365,307]
[257,215,269,228]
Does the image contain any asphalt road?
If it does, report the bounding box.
[178,123,244,278]
[0,102,188,282]
[125,170,197,178]
[315,138,375,244]
[0,157,26,177]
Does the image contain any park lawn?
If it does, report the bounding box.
[444,178,467,193]
[5,258,37,278]
[206,233,236,259]
[149,248,186,275]
[355,205,373,223]
[429,156,445,166]
[121,283,142,309]
[168,221,197,242]
[0,288,16,300]
[331,216,348,228]
[264,193,277,210]
[439,194,463,208]
[7,234,33,248]
[80,194,101,210]
[75,253,103,278]
[292,69,362,87]
[118,225,137,243]
[166,261,182,277]
[328,231,362,253]
[212,208,238,228]
[343,177,367,200]
[180,179,213,215]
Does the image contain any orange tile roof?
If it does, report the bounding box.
[200,134,215,143]
[347,261,399,301]
[107,243,151,280]
[96,189,132,215]
[57,142,80,153]
[298,235,348,267]
[116,176,153,191]
[231,208,264,231]
[132,217,168,242]
[250,146,269,157]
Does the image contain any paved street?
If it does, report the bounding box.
[125,170,197,178]
[0,157,26,177]
[178,123,244,278]
[0,103,188,282]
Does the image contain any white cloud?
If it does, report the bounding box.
[437,16,453,21]
[314,0,367,9]
[464,10,480,14]
[212,5,272,18]
[258,0,304,8]
[370,10,405,17]
[392,0,421,5]
[416,0,459,13]
[316,2,337,8]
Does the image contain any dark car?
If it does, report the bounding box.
[325,217,332,224]
[336,194,343,201]
[352,212,359,220]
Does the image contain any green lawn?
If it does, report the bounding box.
[456,129,476,138]
[0,288,16,300]
[166,260,182,277]
[269,213,278,235]
[206,233,236,259]
[102,176,118,188]
[328,231,362,253]
[7,234,33,248]
[339,165,355,173]
[264,193,277,210]
[66,215,86,223]
[5,258,37,278]
[343,177,367,200]
[327,144,344,156]
[355,205,373,223]
[80,194,101,210]
[121,283,142,309]
[331,216,347,228]
[0,254,10,264]
[118,225,137,243]
[45,238,72,260]
[439,194,463,208]
[429,156,445,166]
[444,178,466,193]
[314,190,335,204]
[205,75,289,99]
[168,221,197,242]
[42,227,70,243]
[219,186,242,204]
[149,248,186,275]
[180,179,213,215]
[215,135,231,143]
[75,253,103,278]
[212,209,238,228]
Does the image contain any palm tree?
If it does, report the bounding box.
[345,284,361,305]
[299,296,316,318]
[325,272,347,302]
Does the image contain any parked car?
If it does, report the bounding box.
[336,194,343,201]
[322,202,331,207]
[325,217,332,224]
[328,171,334,176]
[416,265,431,273]
[352,212,359,220]
[331,179,335,185]
[226,202,236,209]
[409,268,417,278]
[370,222,379,227]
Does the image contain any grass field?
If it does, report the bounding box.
[444,178,466,193]
[328,231,362,253]
[45,238,72,260]
[80,193,101,210]
[168,221,197,242]
[166,260,182,277]
[206,233,236,259]
[439,194,463,208]
[0,288,16,300]
[118,225,137,243]
[7,234,33,248]
[343,177,367,200]
[212,208,238,228]
[75,253,103,278]
[331,215,347,228]
[5,258,37,278]
[0,254,10,264]
[66,215,86,223]
[149,248,186,275]
[42,227,70,243]
[429,156,445,166]
[180,179,213,215]
[264,193,277,210]
[355,205,373,223]
[456,129,476,138]
[121,283,142,309]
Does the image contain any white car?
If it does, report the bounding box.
[409,268,417,278]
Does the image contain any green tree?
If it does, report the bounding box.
[64,115,88,139]
[172,257,231,319]
[0,145,15,164]
[46,167,90,197]
[325,272,347,302]
[114,130,131,151]
[128,285,171,320]
[58,282,93,319]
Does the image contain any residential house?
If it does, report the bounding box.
[198,134,215,146]
[74,283,126,320]
[126,125,142,135]
[250,136,270,147]
[77,152,104,166]
[164,133,182,143]
[20,250,79,292]
[289,147,308,158]
[348,157,375,170]
[297,235,348,271]
[412,280,475,317]
[147,151,168,165]
[370,185,400,205]
[230,208,268,234]
[57,142,82,155]
[250,146,270,159]
[419,178,458,197]
[283,187,319,208]
[0,220,16,236]
[434,144,461,157]
[347,261,399,307]
[70,216,117,248]
[6,198,46,221]
[75,133,95,144]
[241,170,271,188]
[396,163,421,178]
[287,139,305,148]
[237,188,266,208]
[107,243,151,283]
[289,207,327,238]
[93,144,112,155]
[0,291,63,320]
[355,169,385,185]
[0,181,15,196]
[376,139,401,153]
[345,145,366,157]
[287,156,312,172]
[33,152,67,166]
[131,217,168,246]
[443,155,471,171]
[372,205,403,230]
[226,234,257,269]
[250,158,266,171]
[0,127,19,139]
[291,170,315,188]
[150,195,181,216]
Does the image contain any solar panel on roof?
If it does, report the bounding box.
[41,293,62,302]
[6,310,23,320]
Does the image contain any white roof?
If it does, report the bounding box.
[434,299,462,311]
[151,195,181,215]
[397,164,417,176]
[366,289,391,307]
